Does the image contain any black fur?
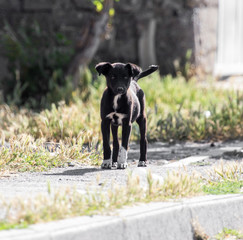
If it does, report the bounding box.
[96,62,158,168]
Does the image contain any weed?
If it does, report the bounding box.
[0,74,242,143]
[214,228,243,240]
[203,181,243,195]
[139,74,243,141]
[0,222,28,231]
[205,161,243,183]
[202,161,243,195]
[0,133,102,172]
[0,169,202,229]
[190,161,211,167]
[161,170,202,199]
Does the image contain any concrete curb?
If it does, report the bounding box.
[1,194,243,240]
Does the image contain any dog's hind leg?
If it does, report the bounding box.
[136,117,147,167]
[111,125,119,169]
[101,119,112,169]
[136,90,148,167]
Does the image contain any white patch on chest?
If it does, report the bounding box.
[106,112,127,125]
[113,94,121,110]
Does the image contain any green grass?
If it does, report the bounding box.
[0,222,28,231]
[202,161,243,195]
[0,133,102,173]
[203,180,243,195]
[214,228,243,240]
[1,74,242,143]
[138,74,243,141]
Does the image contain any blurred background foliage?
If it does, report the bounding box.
[0,0,200,110]
[0,21,93,109]
[0,0,242,144]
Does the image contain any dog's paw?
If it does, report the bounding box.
[111,162,118,170]
[101,159,112,169]
[117,146,128,169]
[118,162,128,169]
[138,161,147,167]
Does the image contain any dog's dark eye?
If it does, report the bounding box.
[111,76,115,80]
[124,76,128,80]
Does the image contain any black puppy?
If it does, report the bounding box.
[96,62,158,169]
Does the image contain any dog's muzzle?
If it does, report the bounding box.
[116,87,125,94]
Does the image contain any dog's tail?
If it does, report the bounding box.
[133,65,159,81]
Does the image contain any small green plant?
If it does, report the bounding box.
[0,222,28,231]
[203,181,243,195]
[202,161,243,195]
[214,228,243,240]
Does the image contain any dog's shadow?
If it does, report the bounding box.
[44,167,107,177]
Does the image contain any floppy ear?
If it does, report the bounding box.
[125,63,142,78]
[95,62,112,76]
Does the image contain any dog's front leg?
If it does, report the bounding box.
[118,121,131,169]
[111,125,119,169]
[101,119,112,169]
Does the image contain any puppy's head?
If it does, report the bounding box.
[95,62,141,95]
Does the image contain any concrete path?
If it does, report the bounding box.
[0,140,243,239]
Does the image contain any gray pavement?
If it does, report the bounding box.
[0,140,243,239]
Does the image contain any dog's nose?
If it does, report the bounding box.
[117,87,124,93]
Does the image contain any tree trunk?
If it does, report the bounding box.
[67,0,113,87]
